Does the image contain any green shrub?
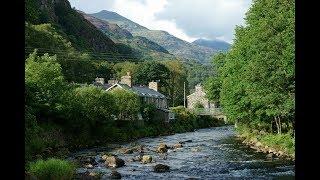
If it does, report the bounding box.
[28,158,75,180]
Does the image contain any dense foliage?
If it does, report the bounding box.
[206,0,295,136]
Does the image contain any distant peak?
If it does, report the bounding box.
[98,10,117,14]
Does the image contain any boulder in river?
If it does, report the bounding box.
[105,156,125,168]
[141,155,152,164]
[154,164,170,173]
[173,143,183,148]
[157,143,168,153]
[110,171,122,179]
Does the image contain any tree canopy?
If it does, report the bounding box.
[206,0,295,134]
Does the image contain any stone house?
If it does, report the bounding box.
[187,84,216,109]
[93,72,174,122]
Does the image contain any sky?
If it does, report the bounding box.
[69,0,252,43]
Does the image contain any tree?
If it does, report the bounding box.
[108,89,141,121]
[204,53,227,102]
[25,51,67,116]
[217,0,295,134]
[134,61,171,94]
[61,85,115,133]
[162,60,188,107]
[113,62,139,81]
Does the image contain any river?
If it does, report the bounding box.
[69,125,295,179]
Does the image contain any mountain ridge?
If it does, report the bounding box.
[192,39,231,52]
[79,11,175,61]
[90,10,218,63]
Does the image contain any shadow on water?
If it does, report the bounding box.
[69,125,295,179]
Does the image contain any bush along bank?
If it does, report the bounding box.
[235,124,295,161]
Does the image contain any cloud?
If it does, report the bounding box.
[109,0,196,42]
[69,0,252,43]
[155,0,252,43]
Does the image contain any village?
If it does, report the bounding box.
[92,72,227,124]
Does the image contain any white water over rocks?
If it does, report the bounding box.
[69,125,294,179]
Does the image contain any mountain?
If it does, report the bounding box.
[90,10,147,33]
[79,11,174,61]
[25,0,135,58]
[90,10,217,63]
[192,39,231,52]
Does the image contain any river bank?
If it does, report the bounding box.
[235,126,295,161]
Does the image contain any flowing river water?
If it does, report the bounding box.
[69,125,294,179]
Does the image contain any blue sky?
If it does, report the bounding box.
[69,0,252,43]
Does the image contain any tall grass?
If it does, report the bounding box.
[28,158,75,180]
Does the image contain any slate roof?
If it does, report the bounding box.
[132,85,166,99]
[96,83,167,99]
[92,82,113,90]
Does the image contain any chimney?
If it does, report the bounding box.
[95,77,105,85]
[149,81,158,92]
[120,72,132,87]
[195,84,202,92]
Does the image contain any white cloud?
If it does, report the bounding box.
[109,0,196,42]
[156,0,252,43]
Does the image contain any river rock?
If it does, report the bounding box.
[101,155,108,161]
[179,140,192,144]
[105,156,125,168]
[154,164,170,173]
[277,151,284,157]
[132,155,142,162]
[157,143,168,153]
[84,163,93,169]
[255,142,263,147]
[123,148,134,154]
[134,145,145,153]
[266,153,275,159]
[110,171,122,179]
[76,171,100,180]
[173,143,183,148]
[191,146,201,152]
[141,155,152,164]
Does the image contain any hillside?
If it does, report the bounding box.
[90,10,217,63]
[79,11,174,61]
[25,0,135,58]
[192,39,231,52]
